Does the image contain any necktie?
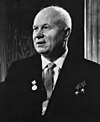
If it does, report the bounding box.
[42,63,56,115]
[43,63,56,99]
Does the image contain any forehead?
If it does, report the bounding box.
[33,8,63,26]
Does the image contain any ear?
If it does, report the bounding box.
[64,27,71,40]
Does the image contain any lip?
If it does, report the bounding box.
[36,40,46,47]
[36,41,46,44]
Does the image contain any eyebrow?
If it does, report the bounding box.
[33,23,52,28]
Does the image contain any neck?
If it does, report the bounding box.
[42,48,67,62]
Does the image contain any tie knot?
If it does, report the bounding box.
[47,63,56,70]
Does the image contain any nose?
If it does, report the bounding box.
[33,29,44,40]
[37,32,44,39]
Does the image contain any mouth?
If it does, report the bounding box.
[36,40,46,47]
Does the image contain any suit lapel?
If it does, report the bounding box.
[50,52,77,97]
[44,52,75,113]
[44,52,84,116]
[32,53,86,115]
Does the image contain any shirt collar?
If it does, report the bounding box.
[54,49,68,69]
[41,49,68,70]
[41,55,51,69]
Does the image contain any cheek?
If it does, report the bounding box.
[46,35,56,49]
[46,31,57,43]
[45,29,62,48]
[32,32,37,41]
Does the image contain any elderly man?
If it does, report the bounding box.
[0,5,100,122]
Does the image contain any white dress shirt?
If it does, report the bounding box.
[41,49,68,89]
[41,49,68,115]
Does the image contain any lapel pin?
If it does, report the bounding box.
[32,80,36,85]
[75,81,86,95]
[75,91,79,95]
[32,85,37,91]
[31,80,37,91]
[81,88,85,93]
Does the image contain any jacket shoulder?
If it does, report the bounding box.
[81,59,100,70]
[5,54,41,81]
[8,54,41,70]
[78,59,100,82]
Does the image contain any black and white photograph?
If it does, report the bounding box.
[0,0,100,122]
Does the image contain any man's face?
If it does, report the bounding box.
[33,8,66,58]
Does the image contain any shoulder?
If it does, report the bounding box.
[77,59,100,86]
[8,53,41,71]
[75,58,100,77]
[80,58,100,72]
[5,54,41,81]
[68,58,100,84]
[67,54,100,73]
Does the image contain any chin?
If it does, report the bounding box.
[36,49,48,55]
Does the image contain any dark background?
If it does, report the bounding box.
[0,0,84,81]
[1,0,84,55]
[1,0,84,52]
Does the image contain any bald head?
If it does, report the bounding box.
[33,6,72,31]
[32,6,72,61]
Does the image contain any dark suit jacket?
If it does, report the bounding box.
[0,52,100,122]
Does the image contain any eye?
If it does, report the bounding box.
[43,25,49,29]
[33,26,38,32]
[42,25,52,31]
